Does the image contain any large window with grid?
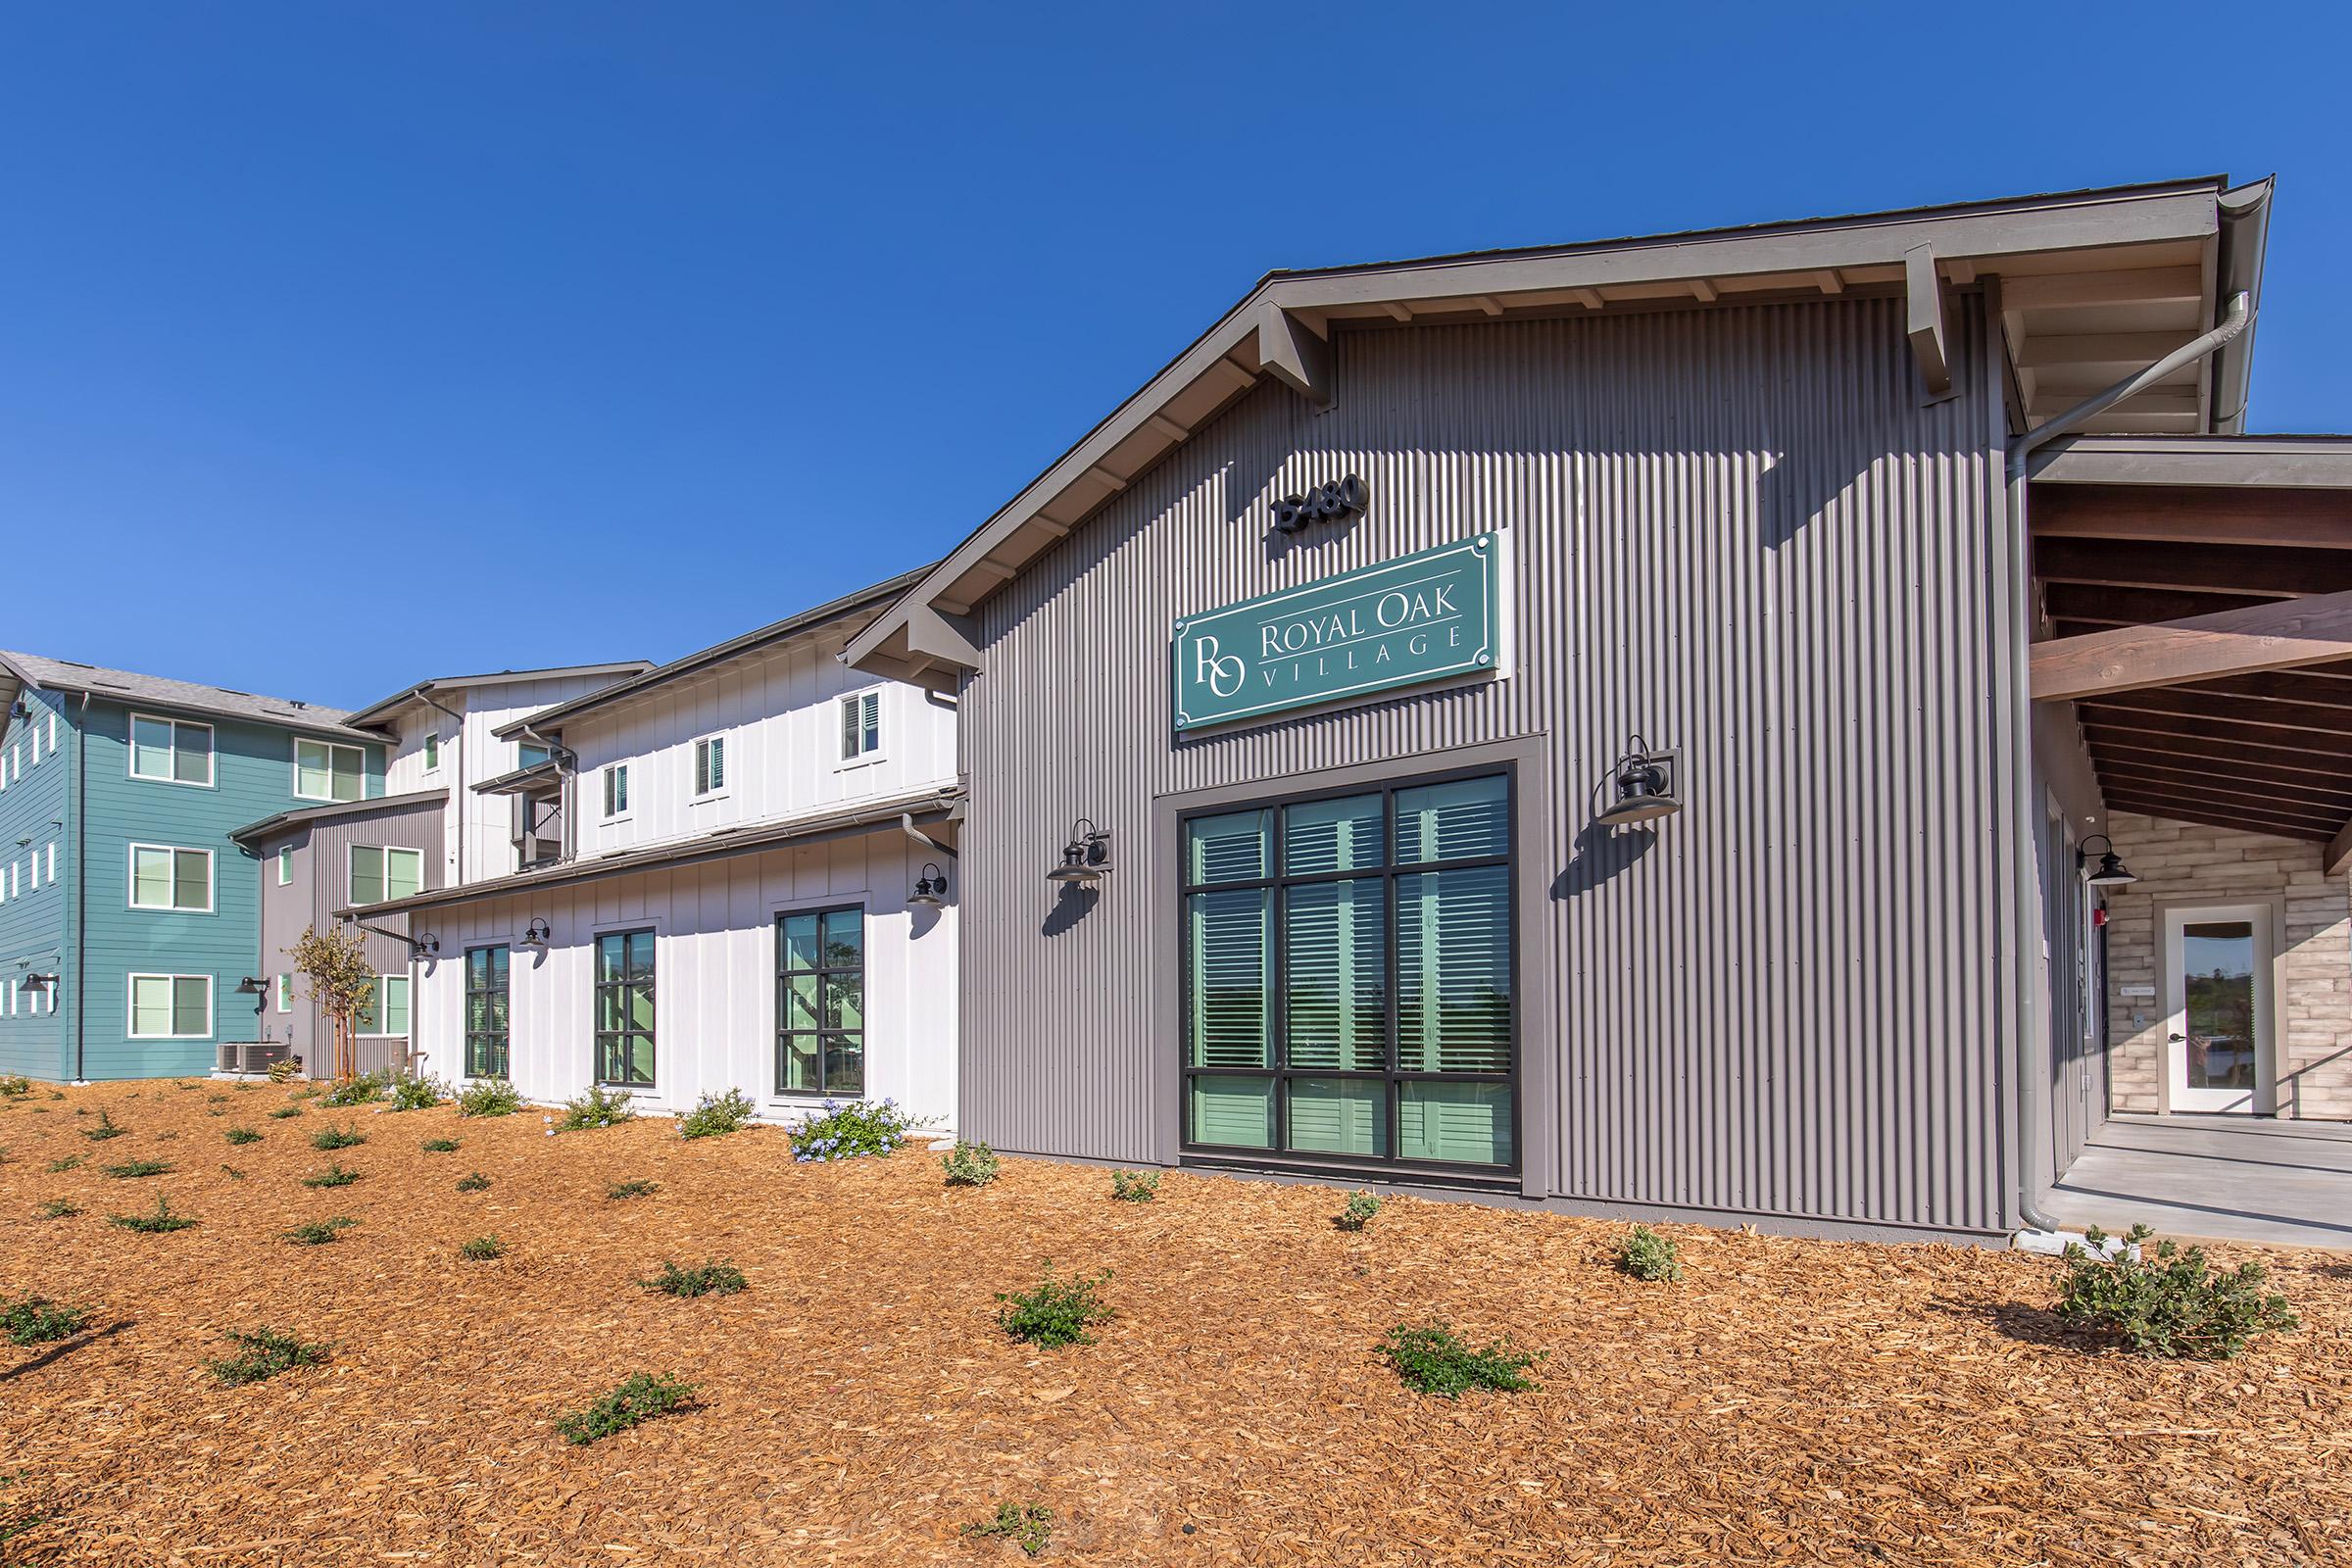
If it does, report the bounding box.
[776,906,863,1096]
[1181,771,1515,1173]
[593,929,656,1087]
[466,945,510,1079]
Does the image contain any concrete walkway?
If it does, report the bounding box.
[2046,1113,2352,1250]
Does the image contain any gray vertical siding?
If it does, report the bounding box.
[959,293,2021,1237]
[254,797,443,1076]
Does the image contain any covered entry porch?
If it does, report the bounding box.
[2029,434,2352,1245]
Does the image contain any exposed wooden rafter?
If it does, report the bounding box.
[2031,587,2352,701]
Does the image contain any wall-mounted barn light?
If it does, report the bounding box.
[1594,738,1682,826]
[519,917,553,953]
[907,862,949,908]
[412,933,441,959]
[1047,819,1111,884]
[2079,834,2137,887]
[18,971,58,998]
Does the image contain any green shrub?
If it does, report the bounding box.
[0,1296,88,1346]
[640,1259,747,1298]
[80,1109,127,1142]
[1109,1169,1158,1203]
[206,1328,329,1386]
[222,1127,263,1147]
[789,1098,919,1162]
[457,1079,525,1118]
[46,1154,84,1173]
[1378,1322,1544,1397]
[0,1076,31,1099]
[268,1105,304,1120]
[36,1199,78,1219]
[963,1503,1054,1557]
[458,1235,504,1261]
[942,1141,1001,1187]
[220,1164,246,1181]
[1615,1225,1684,1282]
[420,1137,461,1153]
[555,1085,636,1132]
[677,1087,758,1140]
[994,1265,1113,1348]
[303,1161,362,1189]
[555,1372,698,1446]
[455,1171,491,1193]
[1335,1191,1382,1231]
[283,1217,358,1246]
[109,1196,196,1233]
[310,1123,366,1152]
[2056,1223,2299,1359]
[606,1179,658,1200]
[385,1074,447,1112]
[319,1071,388,1108]
[102,1159,172,1179]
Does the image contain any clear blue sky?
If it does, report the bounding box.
[4,3,2345,710]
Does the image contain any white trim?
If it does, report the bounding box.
[126,972,214,1040]
[347,843,424,907]
[293,736,368,803]
[601,762,632,821]
[833,689,886,771]
[421,730,441,774]
[356,973,411,1038]
[2161,900,2280,1115]
[126,842,215,913]
[127,711,217,789]
[275,973,293,1014]
[277,846,293,886]
[690,734,731,802]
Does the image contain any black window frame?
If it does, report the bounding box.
[775,904,865,1097]
[465,944,511,1080]
[1178,763,1520,1185]
[592,927,657,1088]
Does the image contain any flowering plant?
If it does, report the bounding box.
[790,1098,922,1162]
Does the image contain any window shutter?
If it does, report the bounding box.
[840,698,858,760]
[604,767,616,816]
[710,736,724,790]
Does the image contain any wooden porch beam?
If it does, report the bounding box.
[2329,818,2352,876]
[2031,586,2352,701]
[2033,483,2352,550]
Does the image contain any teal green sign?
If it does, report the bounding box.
[1172,534,1502,731]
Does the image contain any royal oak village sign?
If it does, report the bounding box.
[1172,533,1505,731]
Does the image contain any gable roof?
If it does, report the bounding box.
[228,787,448,849]
[490,564,934,741]
[846,174,2273,681]
[341,661,657,729]
[0,649,380,742]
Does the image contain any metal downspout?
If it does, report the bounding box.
[2002,290,2252,1237]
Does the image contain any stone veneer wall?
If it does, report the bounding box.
[2101,811,2352,1121]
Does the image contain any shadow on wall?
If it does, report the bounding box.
[1040,884,1099,939]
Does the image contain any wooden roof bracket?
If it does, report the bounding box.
[905,600,984,676]
[1905,244,1956,404]
[1254,302,1334,411]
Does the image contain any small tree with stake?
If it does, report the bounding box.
[289,924,375,1083]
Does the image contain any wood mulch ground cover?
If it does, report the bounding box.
[0,1080,2346,1566]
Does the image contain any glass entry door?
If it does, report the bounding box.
[2163,904,2273,1114]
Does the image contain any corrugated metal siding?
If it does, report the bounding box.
[959,294,2019,1236]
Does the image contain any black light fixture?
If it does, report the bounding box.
[1047,818,1111,884]
[412,932,441,959]
[907,861,949,908]
[519,917,553,953]
[2080,834,2137,887]
[1594,737,1682,826]
[18,971,57,998]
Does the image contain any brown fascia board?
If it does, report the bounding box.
[340,661,658,729]
[2029,434,2352,490]
[489,565,935,741]
[846,175,2234,674]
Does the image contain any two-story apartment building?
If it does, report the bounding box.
[224,662,651,1078]
[345,571,962,1123]
[0,652,388,1081]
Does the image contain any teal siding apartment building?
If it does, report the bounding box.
[0,653,385,1081]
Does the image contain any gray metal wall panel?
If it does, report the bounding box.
[959,295,2018,1236]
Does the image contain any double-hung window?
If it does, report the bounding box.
[355,974,411,1037]
[776,906,863,1096]
[295,738,366,803]
[129,974,212,1039]
[593,929,656,1086]
[466,945,511,1079]
[838,692,881,764]
[130,844,213,911]
[130,713,215,786]
[348,845,423,906]
[1181,772,1516,1174]
[602,764,630,818]
[693,736,726,797]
